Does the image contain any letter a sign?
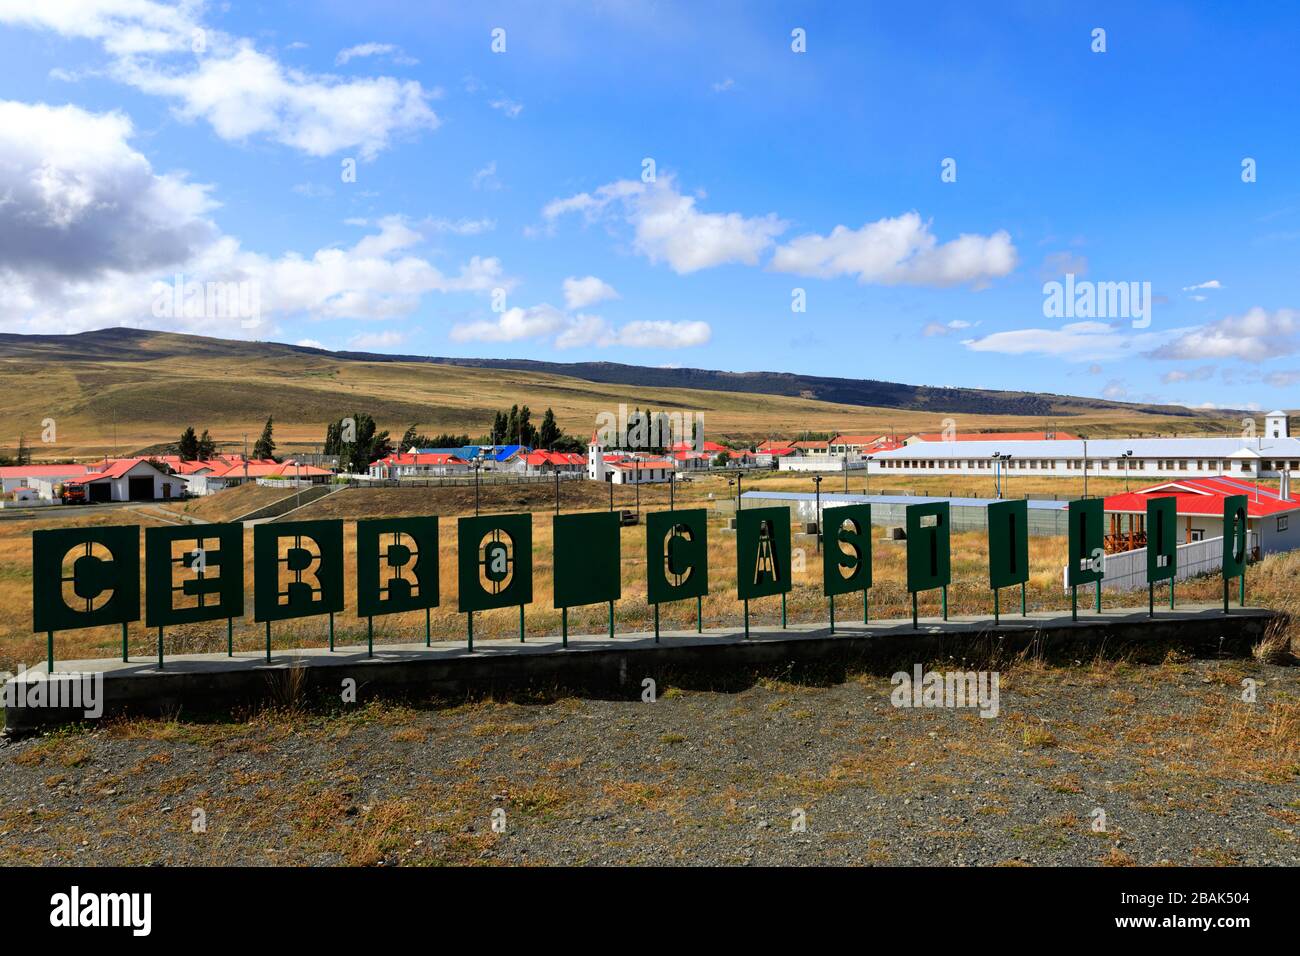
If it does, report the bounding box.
[736,507,791,600]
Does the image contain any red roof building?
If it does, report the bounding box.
[1101,477,1300,555]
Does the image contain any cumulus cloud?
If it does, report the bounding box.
[1148,307,1300,362]
[0,100,217,279]
[335,43,416,66]
[563,275,619,310]
[348,329,406,350]
[769,212,1017,287]
[0,2,439,158]
[961,320,1173,362]
[921,319,973,337]
[0,100,509,334]
[1182,279,1222,291]
[1161,366,1215,384]
[543,175,786,273]
[450,304,709,350]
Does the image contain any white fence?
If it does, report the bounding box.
[1062,532,1257,593]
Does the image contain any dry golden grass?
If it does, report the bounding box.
[0,330,1246,458]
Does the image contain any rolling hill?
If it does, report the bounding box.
[0,327,1250,459]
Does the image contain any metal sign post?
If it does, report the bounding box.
[1067,499,1104,621]
[905,502,951,630]
[988,500,1029,626]
[1145,497,1177,616]
[822,504,871,634]
[735,507,792,638]
[645,509,709,645]
[1222,495,1248,612]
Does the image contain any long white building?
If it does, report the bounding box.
[862,411,1298,482]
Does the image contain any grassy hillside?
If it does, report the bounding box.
[0,328,1250,459]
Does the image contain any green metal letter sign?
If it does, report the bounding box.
[33,525,141,633]
[905,502,951,594]
[1066,498,1104,587]
[1222,495,1248,579]
[253,520,344,623]
[736,507,791,600]
[553,511,622,609]
[987,499,1029,590]
[822,504,871,597]
[145,524,244,627]
[645,508,708,604]
[356,517,439,618]
[457,513,533,613]
[1146,497,1178,584]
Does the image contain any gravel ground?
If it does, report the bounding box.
[1,652,1297,866]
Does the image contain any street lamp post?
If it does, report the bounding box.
[473,462,481,516]
[812,475,823,552]
[1081,437,1089,498]
[842,452,848,493]
[1120,450,1133,493]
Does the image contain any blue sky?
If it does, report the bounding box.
[1,1,1298,410]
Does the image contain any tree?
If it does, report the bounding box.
[538,408,561,449]
[713,450,731,467]
[197,429,216,460]
[253,417,276,460]
[328,412,392,472]
[178,427,199,461]
[15,434,30,466]
[491,411,508,445]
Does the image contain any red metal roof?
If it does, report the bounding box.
[1103,476,1299,518]
[0,464,89,478]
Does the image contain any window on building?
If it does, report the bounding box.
[1280,515,1290,533]
[1191,529,1205,542]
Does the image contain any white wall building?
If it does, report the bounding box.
[870,422,1300,483]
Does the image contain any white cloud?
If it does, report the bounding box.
[0,3,439,158]
[0,100,217,279]
[1182,279,1222,291]
[1161,366,1215,384]
[563,275,619,310]
[489,97,523,118]
[450,304,710,350]
[962,320,1173,362]
[769,212,1017,287]
[1101,379,1128,399]
[424,217,496,236]
[348,329,406,350]
[544,174,786,274]
[711,78,736,93]
[472,161,501,191]
[0,100,510,334]
[450,304,568,344]
[922,319,974,337]
[295,338,326,349]
[335,43,416,66]
[1149,308,1300,362]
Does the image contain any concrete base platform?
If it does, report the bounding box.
[2,604,1281,734]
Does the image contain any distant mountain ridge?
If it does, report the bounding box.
[0,326,1226,419]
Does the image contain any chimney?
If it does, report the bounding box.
[1281,470,1291,502]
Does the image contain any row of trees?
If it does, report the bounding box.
[489,405,581,451]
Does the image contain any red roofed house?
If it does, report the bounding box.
[368,453,470,480]
[1102,476,1300,557]
[829,435,887,455]
[65,458,189,503]
[519,451,586,476]
[0,464,90,499]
